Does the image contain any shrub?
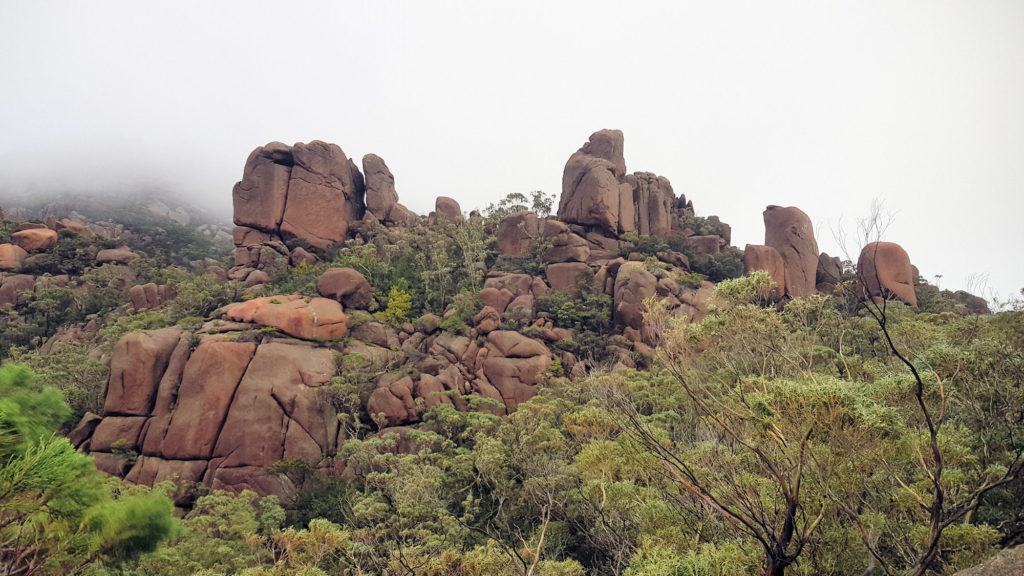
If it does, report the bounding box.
[691,250,744,283]
[380,285,412,326]
[676,272,706,289]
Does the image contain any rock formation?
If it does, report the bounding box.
[0,244,28,270]
[763,205,819,298]
[67,130,952,507]
[556,130,691,240]
[744,244,786,295]
[11,228,57,252]
[858,241,917,306]
[362,153,408,223]
[128,283,177,311]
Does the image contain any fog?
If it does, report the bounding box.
[2,1,1022,300]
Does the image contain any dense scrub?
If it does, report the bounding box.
[2,273,1013,575]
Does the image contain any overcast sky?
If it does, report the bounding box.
[1,1,1022,301]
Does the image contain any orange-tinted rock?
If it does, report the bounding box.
[245,270,271,288]
[233,142,293,232]
[506,294,535,324]
[213,342,336,468]
[223,295,349,340]
[414,374,450,409]
[543,230,590,263]
[0,243,28,270]
[626,172,674,237]
[484,273,534,297]
[546,262,591,295]
[473,305,501,335]
[92,452,131,477]
[280,141,365,249]
[0,274,35,308]
[744,244,786,295]
[124,457,207,504]
[96,247,140,264]
[482,355,549,410]
[614,261,657,330]
[763,206,818,298]
[290,246,318,267]
[161,340,256,460]
[858,242,917,306]
[559,130,626,236]
[104,327,183,416]
[90,416,147,452]
[435,197,463,222]
[496,211,540,256]
[11,228,57,252]
[480,287,515,316]
[362,153,399,220]
[56,218,92,237]
[486,330,549,358]
[317,268,372,309]
[367,376,418,426]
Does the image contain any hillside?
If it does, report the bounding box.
[0,130,1020,576]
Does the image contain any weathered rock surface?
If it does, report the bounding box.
[496,211,541,256]
[614,261,657,330]
[362,153,400,221]
[280,141,366,248]
[435,197,463,222]
[233,141,366,251]
[557,130,685,241]
[223,295,349,340]
[128,283,177,311]
[744,244,786,295]
[763,206,818,298]
[0,243,29,270]
[96,247,140,264]
[11,228,57,252]
[104,327,183,416]
[546,262,590,295]
[626,172,674,237]
[858,242,917,306]
[317,267,372,310]
[559,130,628,236]
[0,274,35,307]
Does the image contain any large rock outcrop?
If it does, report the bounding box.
[558,130,631,236]
[763,205,818,298]
[0,244,28,270]
[362,153,403,223]
[11,228,57,252]
[233,141,366,250]
[557,129,707,242]
[858,242,917,306]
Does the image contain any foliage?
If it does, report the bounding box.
[690,250,744,283]
[380,284,413,326]
[0,363,176,574]
[619,232,669,258]
[8,344,109,419]
[484,191,557,226]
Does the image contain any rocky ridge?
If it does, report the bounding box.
[57,130,929,501]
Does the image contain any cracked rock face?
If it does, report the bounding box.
[557,130,677,239]
[763,205,818,298]
[232,141,366,250]
[70,334,339,503]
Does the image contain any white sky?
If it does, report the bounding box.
[1,1,1022,300]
